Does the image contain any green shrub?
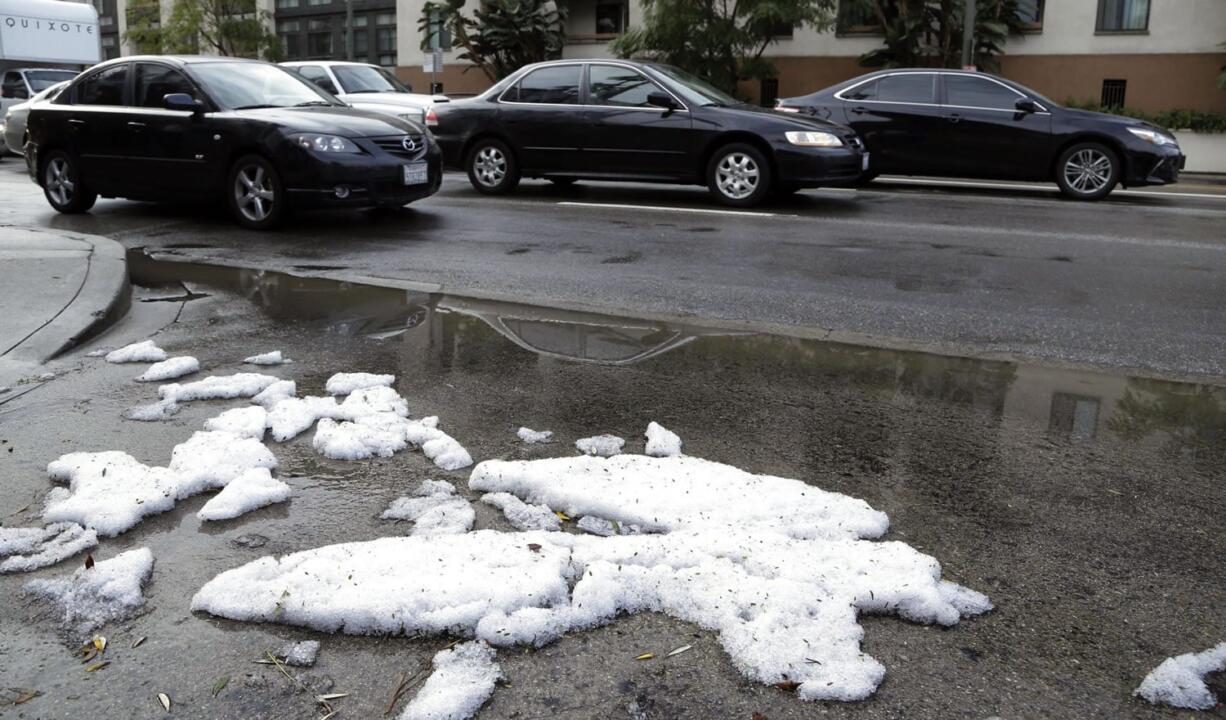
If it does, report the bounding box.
[1062,98,1226,134]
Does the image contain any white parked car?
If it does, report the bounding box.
[3,80,71,157]
[281,61,447,126]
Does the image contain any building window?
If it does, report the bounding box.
[307,18,332,56]
[305,0,329,6]
[375,12,395,25]
[1101,78,1127,108]
[376,26,396,66]
[277,19,301,58]
[276,0,298,8]
[836,0,881,35]
[352,14,367,27]
[101,34,116,46]
[594,0,627,34]
[99,14,114,26]
[1097,0,1149,32]
[1015,0,1043,29]
[425,9,451,49]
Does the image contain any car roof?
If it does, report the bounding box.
[281,60,379,68]
[86,55,268,70]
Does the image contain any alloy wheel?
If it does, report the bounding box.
[234,164,276,223]
[716,152,760,200]
[1062,149,1112,195]
[473,146,507,188]
[45,157,74,206]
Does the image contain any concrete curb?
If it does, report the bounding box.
[1,226,131,364]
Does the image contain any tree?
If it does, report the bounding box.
[161,0,281,59]
[419,0,568,83]
[123,0,166,54]
[611,0,836,95]
[842,0,1029,72]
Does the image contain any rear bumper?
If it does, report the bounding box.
[771,142,865,188]
[1122,144,1184,187]
[283,145,443,208]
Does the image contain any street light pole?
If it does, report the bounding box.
[345,0,354,60]
[961,0,976,69]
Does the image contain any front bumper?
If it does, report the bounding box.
[281,140,443,209]
[1121,142,1184,188]
[771,141,865,188]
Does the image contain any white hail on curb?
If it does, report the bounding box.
[159,373,281,404]
[1136,642,1226,710]
[643,421,682,458]
[325,372,395,396]
[135,356,200,383]
[24,548,154,641]
[516,427,553,444]
[575,434,624,457]
[193,453,990,705]
[244,350,290,366]
[0,522,99,574]
[401,641,502,720]
[105,340,167,363]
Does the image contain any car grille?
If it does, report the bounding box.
[372,134,427,160]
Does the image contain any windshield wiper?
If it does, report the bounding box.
[293,100,333,107]
[345,89,386,94]
[234,103,281,110]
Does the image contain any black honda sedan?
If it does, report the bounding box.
[26,56,442,229]
[433,60,866,207]
[776,69,1185,200]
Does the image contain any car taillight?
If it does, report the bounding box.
[425,107,439,127]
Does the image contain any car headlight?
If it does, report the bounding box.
[291,133,361,153]
[1127,127,1176,147]
[398,111,424,123]
[785,130,842,148]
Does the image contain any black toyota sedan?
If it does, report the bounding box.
[776,69,1185,200]
[26,56,442,229]
[433,60,866,207]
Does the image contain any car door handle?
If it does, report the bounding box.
[68,118,85,126]
[850,106,867,115]
[127,121,147,130]
[946,113,962,123]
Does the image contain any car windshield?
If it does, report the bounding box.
[26,70,76,92]
[333,65,409,94]
[34,81,68,101]
[647,64,740,107]
[190,62,337,110]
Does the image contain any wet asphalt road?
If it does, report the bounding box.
[0,263,1223,720]
[1,160,1225,379]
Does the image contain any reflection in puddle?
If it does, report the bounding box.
[128,250,1226,464]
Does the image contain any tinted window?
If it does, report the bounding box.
[1,71,27,99]
[945,76,1023,110]
[295,66,338,94]
[843,79,876,100]
[510,66,580,104]
[588,65,656,107]
[26,70,76,92]
[76,65,128,106]
[135,64,197,108]
[875,74,935,104]
[333,64,408,94]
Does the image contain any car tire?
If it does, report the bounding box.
[1055,142,1119,201]
[466,139,519,195]
[707,142,771,207]
[41,150,97,214]
[227,154,286,230]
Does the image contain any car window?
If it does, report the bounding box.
[332,65,409,94]
[192,62,333,109]
[508,66,581,105]
[842,79,876,101]
[26,70,76,92]
[75,65,129,106]
[875,74,935,104]
[944,75,1023,110]
[2,71,29,99]
[295,66,338,94]
[135,64,197,108]
[588,65,658,108]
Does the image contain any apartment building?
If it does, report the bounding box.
[92,0,1225,113]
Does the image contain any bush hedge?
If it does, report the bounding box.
[1063,99,1226,133]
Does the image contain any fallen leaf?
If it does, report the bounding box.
[84,661,110,672]
[131,636,147,649]
[212,676,229,697]
[666,644,692,657]
[634,652,654,661]
[554,510,571,521]
[751,714,767,720]
[14,690,40,705]
[157,692,171,711]
[92,635,107,653]
[527,543,541,553]
[84,553,94,570]
[774,681,800,692]
[319,712,337,720]
[81,647,97,663]
[316,693,349,701]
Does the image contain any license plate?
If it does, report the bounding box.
[861,153,870,171]
[403,163,428,185]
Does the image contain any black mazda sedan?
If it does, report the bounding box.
[433,60,866,207]
[776,69,1185,200]
[26,56,442,229]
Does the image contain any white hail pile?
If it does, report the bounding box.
[197,468,291,522]
[244,350,290,366]
[159,373,282,404]
[381,480,475,536]
[135,356,200,382]
[0,522,98,574]
[643,421,682,458]
[24,548,154,641]
[1136,642,1226,710]
[104,340,167,363]
[516,427,553,444]
[401,641,503,720]
[481,492,560,531]
[193,453,991,704]
[575,434,624,457]
[277,639,321,667]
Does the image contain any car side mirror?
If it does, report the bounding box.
[646,91,677,111]
[164,93,203,113]
[1015,98,1039,114]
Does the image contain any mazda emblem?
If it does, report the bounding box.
[402,136,419,152]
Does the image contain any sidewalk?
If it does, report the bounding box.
[0,226,129,371]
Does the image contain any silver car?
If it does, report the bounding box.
[2,80,71,157]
